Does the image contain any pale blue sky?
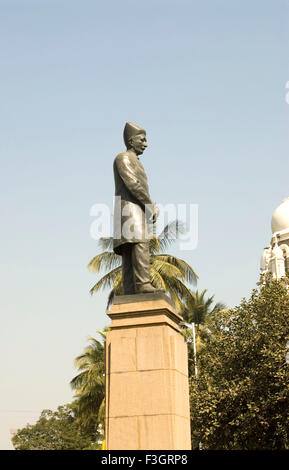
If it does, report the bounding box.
[1,0,288,449]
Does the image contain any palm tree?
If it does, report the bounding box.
[180,289,226,376]
[182,289,225,327]
[70,331,106,432]
[88,221,198,312]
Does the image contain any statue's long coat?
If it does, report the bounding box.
[113,151,153,255]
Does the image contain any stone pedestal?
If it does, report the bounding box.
[105,293,191,450]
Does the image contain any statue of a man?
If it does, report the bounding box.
[113,122,161,295]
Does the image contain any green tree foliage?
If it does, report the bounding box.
[190,278,289,450]
[11,405,98,450]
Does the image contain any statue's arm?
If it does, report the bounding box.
[115,154,154,209]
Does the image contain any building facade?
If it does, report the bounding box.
[260,198,289,279]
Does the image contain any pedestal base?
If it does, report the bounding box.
[105,294,191,450]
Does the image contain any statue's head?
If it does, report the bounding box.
[123,122,147,155]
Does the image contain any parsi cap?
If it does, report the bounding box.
[123,122,146,148]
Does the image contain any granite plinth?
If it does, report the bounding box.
[105,295,191,450]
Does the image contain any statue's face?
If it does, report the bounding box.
[130,133,147,155]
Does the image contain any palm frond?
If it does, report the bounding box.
[151,257,184,280]
[97,329,109,341]
[168,277,195,311]
[155,254,198,284]
[150,266,167,291]
[88,251,121,273]
[212,301,226,312]
[157,220,186,252]
[182,289,225,325]
[89,266,122,295]
[154,271,187,312]
[106,270,123,308]
[149,236,161,255]
[97,398,105,424]
[96,237,114,251]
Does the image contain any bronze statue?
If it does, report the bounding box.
[113,122,161,295]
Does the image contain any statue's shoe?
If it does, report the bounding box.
[135,284,165,294]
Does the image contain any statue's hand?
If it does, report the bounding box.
[151,203,159,224]
[146,202,159,223]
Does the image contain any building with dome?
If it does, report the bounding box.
[260,198,289,279]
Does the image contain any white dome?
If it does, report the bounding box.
[271,198,289,233]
